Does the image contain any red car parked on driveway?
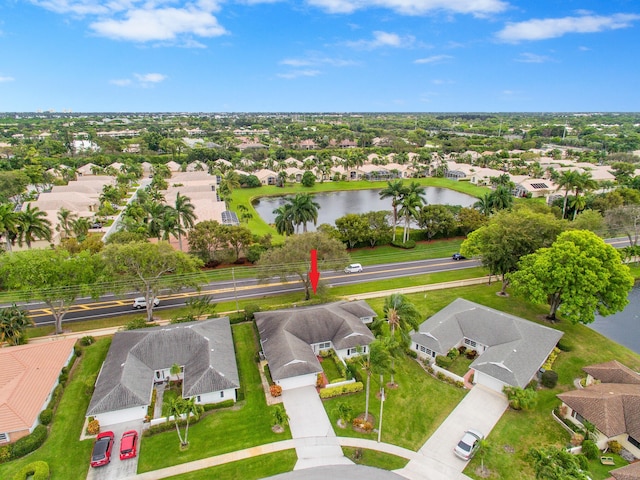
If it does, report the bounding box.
[119,430,138,460]
[90,431,114,468]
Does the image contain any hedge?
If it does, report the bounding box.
[319,382,363,399]
[435,355,453,368]
[11,425,48,459]
[39,409,53,426]
[12,461,50,480]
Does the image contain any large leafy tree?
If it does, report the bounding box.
[382,293,421,385]
[604,204,640,246]
[528,446,590,480]
[417,205,456,240]
[187,220,233,265]
[0,249,105,334]
[509,230,634,324]
[335,213,369,249]
[102,241,204,322]
[256,232,349,300]
[365,211,392,247]
[461,207,565,294]
[0,304,33,345]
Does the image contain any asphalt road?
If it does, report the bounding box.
[19,256,481,327]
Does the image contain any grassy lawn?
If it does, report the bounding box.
[0,338,111,480]
[137,322,292,473]
[321,354,344,383]
[447,354,474,377]
[342,447,410,470]
[164,450,297,480]
[587,453,628,480]
[161,386,182,418]
[324,354,467,450]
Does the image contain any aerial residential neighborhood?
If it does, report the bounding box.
[0,112,640,480]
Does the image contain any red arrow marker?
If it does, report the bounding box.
[309,249,320,294]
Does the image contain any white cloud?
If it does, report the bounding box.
[279,54,356,67]
[277,70,321,79]
[29,0,112,16]
[0,76,15,82]
[414,54,453,64]
[345,31,415,49]
[515,52,552,63]
[110,73,167,87]
[496,13,640,42]
[578,46,590,51]
[306,0,507,16]
[91,7,227,42]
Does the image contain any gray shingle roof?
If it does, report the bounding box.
[410,298,563,388]
[255,301,376,381]
[87,317,239,416]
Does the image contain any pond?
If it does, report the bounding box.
[252,187,477,231]
[589,284,640,355]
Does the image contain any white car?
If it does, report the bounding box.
[344,263,363,273]
[453,429,484,460]
[132,297,160,309]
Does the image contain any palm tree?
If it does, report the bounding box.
[273,204,295,236]
[56,207,77,240]
[174,193,196,251]
[182,396,204,447]
[0,304,33,345]
[145,201,169,240]
[379,180,406,241]
[160,206,185,244]
[571,171,597,220]
[398,182,426,243]
[360,340,391,422]
[473,193,493,216]
[489,185,514,211]
[170,363,182,388]
[554,170,579,219]
[289,193,320,233]
[167,398,187,446]
[383,293,421,385]
[71,217,91,242]
[16,204,52,248]
[219,171,241,208]
[0,203,19,252]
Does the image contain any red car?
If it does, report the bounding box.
[119,430,138,460]
[90,431,114,468]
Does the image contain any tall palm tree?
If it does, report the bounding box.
[56,207,77,240]
[219,171,241,208]
[289,193,320,233]
[360,340,391,422]
[473,193,493,216]
[174,193,196,251]
[398,182,426,243]
[161,206,186,243]
[167,398,187,446]
[383,293,421,385]
[571,171,597,220]
[16,204,52,248]
[379,180,407,241]
[489,185,514,211]
[554,170,579,219]
[71,217,91,242]
[182,397,204,447]
[0,203,18,252]
[273,204,294,236]
[145,201,169,240]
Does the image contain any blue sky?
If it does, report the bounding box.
[1,0,639,112]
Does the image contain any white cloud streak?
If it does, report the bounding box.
[345,31,415,49]
[414,54,453,64]
[0,76,15,82]
[110,73,167,87]
[306,0,507,16]
[515,52,552,63]
[497,13,640,42]
[277,70,321,79]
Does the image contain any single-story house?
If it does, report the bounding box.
[0,338,76,444]
[557,360,640,457]
[411,298,563,393]
[255,301,376,390]
[86,318,239,425]
[607,462,640,480]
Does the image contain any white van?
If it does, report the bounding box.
[344,263,363,273]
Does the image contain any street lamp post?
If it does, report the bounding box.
[377,387,385,443]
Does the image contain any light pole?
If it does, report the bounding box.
[377,387,385,443]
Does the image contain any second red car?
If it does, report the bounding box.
[119,430,138,460]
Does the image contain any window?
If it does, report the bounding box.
[464,338,477,348]
[220,391,224,398]
[197,396,201,402]
[0,432,8,443]
[418,345,433,357]
[572,411,586,424]
[347,348,358,356]
[317,342,331,350]
[629,435,640,449]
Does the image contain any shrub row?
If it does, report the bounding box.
[319,382,363,399]
[435,355,452,368]
[390,239,416,249]
[202,399,235,412]
[11,425,48,459]
[12,461,50,480]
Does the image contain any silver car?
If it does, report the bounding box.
[453,429,484,460]
[132,297,160,309]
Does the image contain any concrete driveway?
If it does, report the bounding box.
[396,385,508,480]
[281,386,352,470]
[86,420,144,480]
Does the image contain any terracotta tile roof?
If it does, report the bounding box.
[0,338,76,434]
[584,360,640,385]
[610,461,640,480]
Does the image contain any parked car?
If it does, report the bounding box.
[90,222,103,229]
[453,429,483,460]
[119,430,138,460]
[90,431,114,468]
[452,253,466,261]
[344,263,363,273]
[132,297,160,309]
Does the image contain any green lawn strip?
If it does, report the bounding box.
[587,453,628,480]
[447,355,474,377]
[163,449,297,480]
[136,322,292,473]
[348,238,465,264]
[0,338,111,480]
[342,447,409,470]
[324,355,466,450]
[321,355,344,383]
[161,387,181,417]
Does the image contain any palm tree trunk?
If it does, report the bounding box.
[365,373,371,420]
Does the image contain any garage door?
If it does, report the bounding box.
[474,371,508,393]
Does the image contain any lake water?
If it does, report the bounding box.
[590,284,640,355]
[252,188,477,230]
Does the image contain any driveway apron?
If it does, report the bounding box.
[395,385,508,480]
[86,420,144,480]
[281,386,353,470]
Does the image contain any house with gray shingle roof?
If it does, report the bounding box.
[558,361,640,457]
[255,301,376,390]
[86,318,239,425]
[410,298,563,393]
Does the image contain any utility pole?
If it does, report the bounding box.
[377,387,385,443]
